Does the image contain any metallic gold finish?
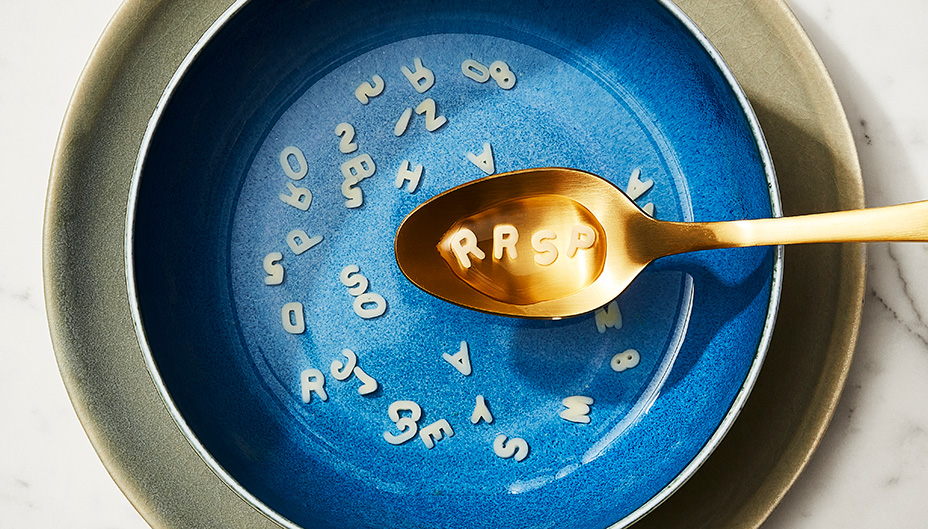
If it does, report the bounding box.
[396,166,912,319]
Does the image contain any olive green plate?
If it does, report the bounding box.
[44,0,864,527]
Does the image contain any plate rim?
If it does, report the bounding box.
[44,0,863,528]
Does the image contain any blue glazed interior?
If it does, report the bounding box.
[131,1,778,528]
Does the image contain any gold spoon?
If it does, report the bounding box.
[394,167,928,319]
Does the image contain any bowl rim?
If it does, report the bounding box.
[124,1,782,526]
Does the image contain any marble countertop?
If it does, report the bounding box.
[2,0,926,527]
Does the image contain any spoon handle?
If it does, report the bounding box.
[657,199,928,255]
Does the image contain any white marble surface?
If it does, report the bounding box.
[1,0,927,527]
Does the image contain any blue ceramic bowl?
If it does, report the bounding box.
[128,1,780,528]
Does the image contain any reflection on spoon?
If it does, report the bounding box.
[394,167,928,319]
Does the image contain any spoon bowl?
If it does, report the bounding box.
[395,168,653,318]
[395,167,928,319]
